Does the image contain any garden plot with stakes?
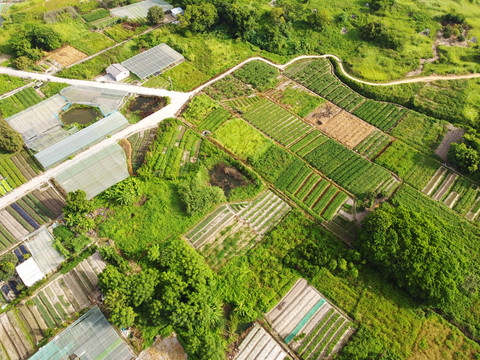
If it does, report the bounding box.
[266,278,353,360]
[235,324,291,360]
[241,97,312,147]
[187,191,290,269]
[422,167,480,219]
[0,253,105,360]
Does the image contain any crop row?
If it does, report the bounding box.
[295,135,329,157]
[289,130,325,152]
[197,107,231,133]
[0,157,27,188]
[353,99,407,131]
[302,313,340,358]
[284,58,330,79]
[354,131,391,159]
[311,317,346,359]
[243,98,311,146]
[224,95,261,111]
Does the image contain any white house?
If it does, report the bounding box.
[171,7,184,19]
[106,63,130,82]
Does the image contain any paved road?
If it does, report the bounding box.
[1,53,479,208]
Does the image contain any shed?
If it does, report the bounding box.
[106,63,130,82]
[16,258,44,287]
[171,7,184,18]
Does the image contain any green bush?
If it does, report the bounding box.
[0,119,23,153]
[233,60,279,91]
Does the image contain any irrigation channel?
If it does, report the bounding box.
[0,53,478,209]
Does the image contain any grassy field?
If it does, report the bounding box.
[213,118,272,160]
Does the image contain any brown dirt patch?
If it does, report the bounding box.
[137,334,187,360]
[306,103,375,149]
[46,45,87,67]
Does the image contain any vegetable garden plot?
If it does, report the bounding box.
[223,95,261,112]
[353,99,406,131]
[196,107,231,133]
[242,98,312,147]
[187,192,290,268]
[0,87,43,118]
[0,253,106,360]
[128,128,157,172]
[110,0,173,20]
[236,324,290,360]
[266,278,352,360]
[354,131,391,160]
[142,124,202,178]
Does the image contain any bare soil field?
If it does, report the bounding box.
[138,334,187,360]
[46,45,87,67]
[435,125,464,161]
[306,104,375,148]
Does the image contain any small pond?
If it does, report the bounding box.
[209,163,249,196]
[129,96,167,119]
[61,107,102,126]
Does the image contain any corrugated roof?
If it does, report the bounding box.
[35,112,129,169]
[26,227,64,275]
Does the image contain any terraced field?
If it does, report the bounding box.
[236,324,290,360]
[187,191,290,269]
[422,167,480,221]
[266,279,353,360]
[241,97,312,147]
[0,183,65,253]
[275,158,349,221]
[0,253,105,360]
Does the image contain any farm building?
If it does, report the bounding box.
[16,257,44,287]
[30,306,134,360]
[55,143,130,200]
[121,43,184,79]
[25,227,64,275]
[110,0,173,20]
[35,111,129,169]
[106,63,130,81]
[171,7,184,18]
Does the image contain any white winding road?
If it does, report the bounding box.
[0,53,478,209]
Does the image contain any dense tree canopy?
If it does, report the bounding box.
[448,133,480,174]
[177,176,225,216]
[180,3,218,33]
[357,206,465,305]
[63,190,94,232]
[0,119,23,153]
[147,6,165,24]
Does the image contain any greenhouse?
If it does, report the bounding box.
[60,86,129,116]
[29,306,134,360]
[55,143,130,199]
[35,112,129,168]
[6,95,68,150]
[110,0,173,20]
[121,43,184,79]
[25,227,64,275]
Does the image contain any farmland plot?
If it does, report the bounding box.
[128,128,157,172]
[422,167,480,219]
[235,324,291,360]
[275,159,349,221]
[305,108,376,149]
[0,87,43,118]
[187,192,290,269]
[353,100,406,131]
[354,131,392,160]
[0,253,105,360]
[242,98,312,147]
[284,59,365,112]
[266,278,353,360]
[143,124,202,178]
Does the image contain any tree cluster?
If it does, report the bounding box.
[98,238,226,359]
[448,133,480,174]
[9,25,63,69]
[177,175,225,216]
[63,190,94,232]
[357,206,465,305]
[147,6,165,25]
[360,21,401,50]
[0,119,23,153]
[0,253,18,282]
[103,177,140,206]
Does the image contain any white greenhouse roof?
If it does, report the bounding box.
[60,86,129,116]
[25,227,64,275]
[55,143,130,199]
[110,0,173,20]
[121,43,184,79]
[30,306,134,360]
[16,258,44,287]
[35,112,129,168]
